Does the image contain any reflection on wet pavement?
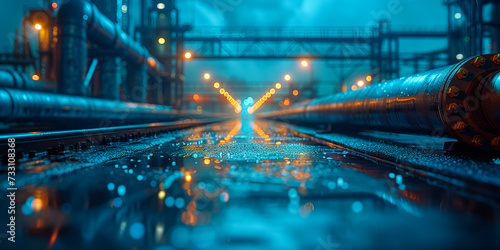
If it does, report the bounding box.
[2,118,500,249]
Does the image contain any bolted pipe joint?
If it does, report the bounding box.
[261,54,500,150]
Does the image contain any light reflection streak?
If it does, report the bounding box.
[220,121,242,144]
[252,122,271,141]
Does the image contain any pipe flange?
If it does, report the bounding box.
[441,54,500,150]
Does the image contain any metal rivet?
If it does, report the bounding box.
[447,103,461,114]
[472,135,484,146]
[447,86,461,98]
[453,122,468,133]
[472,56,485,67]
[491,137,500,147]
[456,68,468,79]
[492,54,500,65]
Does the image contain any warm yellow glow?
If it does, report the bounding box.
[185,174,192,181]
[31,198,43,211]
[204,158,210,165]
[32,74,40,81]
[366,75,372,82]
[270,88,276,94]
[265,92,271,98]
[184,52,192,59]
[51,2,58,10]
[34,24,42,30]
[284,74,291,81]
[275,83,282,89]
[293,90,299,96]
[158,37,165,44]
[301,60,308,67]
[157,3,165,9]
[212,83,241,114]
[284,98,290,106]
[158,190,166,199]
[357,80,364,87]
[193,94,199,101]
[204,73,211,80]
[222,121,242,143]
[352,85,358,91]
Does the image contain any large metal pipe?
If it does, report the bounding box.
[261,54,500,150]
[0,87,216,123]
[0,69,54,92]
[57,0,164,96]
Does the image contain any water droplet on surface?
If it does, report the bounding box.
[396,175,403,184]
[117,185,126,196]
[113,197,123,207]
[129,222,145,239]
[352,201,363,213]
[165,196,175,207]
[175,197,185,208]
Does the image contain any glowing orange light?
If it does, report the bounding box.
[196,106,202,112]
[51,2,58,10]
[357,80,364,87]
[275,82,282,89]
[204,158,210,165]
[32,74,40,81]
[158,37,165,44]
[219,88,225,94]
[351,85,358,91]
[214,82,220,88]
[34,24,42,30]
[203,73,211,80]
[184,52,192,59]
[147,57,157,68]
[185,174,192,181]
[284,98,290,106]
[270,88,276,94]
[193,94,200,101]
[265,92,271,98]
[293,90,299,96]
[284,74,291,81]
[301,60,308,67]
[31,198,43,211]
[366,75,372,82]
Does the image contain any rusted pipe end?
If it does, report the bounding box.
[441,54,500,150]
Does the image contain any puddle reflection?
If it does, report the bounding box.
[2,119,500,249]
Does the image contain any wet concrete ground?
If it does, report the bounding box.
[1,118,500,249]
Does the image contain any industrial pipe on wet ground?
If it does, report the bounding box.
[260,54,500,150]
